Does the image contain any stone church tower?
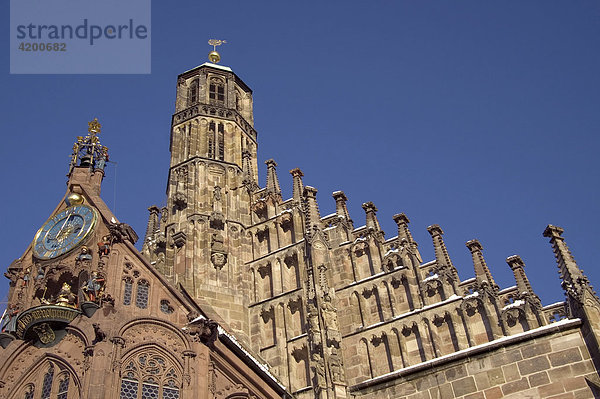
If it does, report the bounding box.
[3,52,600,399]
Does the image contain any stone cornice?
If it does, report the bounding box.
[171,104,257,142]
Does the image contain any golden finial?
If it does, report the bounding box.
[208,39,227,63]
[88,118,101,134]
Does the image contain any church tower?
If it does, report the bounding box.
[142,50,258,339]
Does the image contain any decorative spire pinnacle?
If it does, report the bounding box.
[332,191,352,223]
[427,224,460,290]
[290,168,304,202]
[362,202,381,232]
[543,225,599,305]
[466,239,498,292]
[242,150,258,191]
[265,159,282,197]
[506,255,540,305]
[208,39,227,64]
[303,186,321,233]
[69,118,109,176]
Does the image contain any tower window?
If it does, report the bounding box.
[188,79,198,105]
[136,280,150,309]
[209,78,225,104]
[208,121,215,159]
[218,123,225,161]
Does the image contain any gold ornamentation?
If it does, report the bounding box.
[88,117,101,134]
[208,39,226,63]
[32,322,55,344]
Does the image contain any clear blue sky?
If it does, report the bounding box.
[1,1,599,307]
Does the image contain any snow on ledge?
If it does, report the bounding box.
[351,318,581,391]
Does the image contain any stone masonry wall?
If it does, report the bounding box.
[351,322,599,399]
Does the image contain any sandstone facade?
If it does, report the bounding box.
[2,61,600,399]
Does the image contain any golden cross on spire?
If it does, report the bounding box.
[88,118,101,134]
[208,39,227,63]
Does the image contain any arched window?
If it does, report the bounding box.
[123,277,133,306]
[119,350,181,399]
[209,77,225,105]
[13,359,78,399]
[217,123,224,161]
[188,79,198,105]
[208,121,215,159]
[23,385,35,399]
[56,374,70,399]
[41,365,54,399]
[136,280,150,309]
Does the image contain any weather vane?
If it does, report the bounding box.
[208,39,227,64]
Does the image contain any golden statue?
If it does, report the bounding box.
[56,282,76,307]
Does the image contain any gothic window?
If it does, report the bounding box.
[188,80,198,105]
[209,78,225,105]
[119,378,139,399]
[56,374,70,399]
[217,123,224,161]
[41,365,54,399]
[235,90,242,111]
[24,385,34,399]
[136,280,150,309]
[160,300,174,314]
[119,350,181,399]
[208,121,215,159]
[124,277,133,306]
[15,360,76,399]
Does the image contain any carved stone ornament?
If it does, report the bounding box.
[32,322,55,344]
[173,192,187,210]
[109,222,139,244]
[187,318,219,348]
[172,231,187,248]
[210,252,227,269]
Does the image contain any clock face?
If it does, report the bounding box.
[33,205,98,260]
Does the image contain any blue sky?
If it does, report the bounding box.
[1,1,599,307]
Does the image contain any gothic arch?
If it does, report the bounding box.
[7,354,82,399]
[119,344,184,399]
[119,318,191,355]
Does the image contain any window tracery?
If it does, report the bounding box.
[119,349,181,399]
[23,385,35,399]
[41,365,54,399]
[209,77,225,105]
[16,360,76,399]
[124,277,133,306]
[136,280,150,309]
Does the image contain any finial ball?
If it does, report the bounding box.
[208,51,221,63]
[66,193,84,206]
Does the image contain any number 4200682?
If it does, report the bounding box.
[19,42,67,51]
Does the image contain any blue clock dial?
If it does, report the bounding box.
[33,205,98,260]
